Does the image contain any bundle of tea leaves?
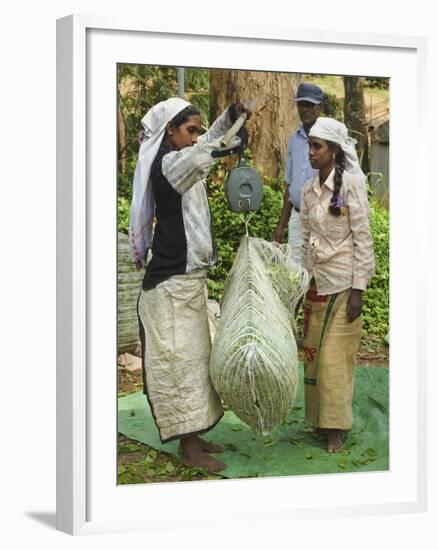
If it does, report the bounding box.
[209,236,309,434]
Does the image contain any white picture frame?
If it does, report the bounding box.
[56,15,427,536]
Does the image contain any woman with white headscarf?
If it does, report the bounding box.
[130,97,251,472]
[299,117,375,453]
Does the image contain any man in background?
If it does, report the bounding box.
[272,83,324,262]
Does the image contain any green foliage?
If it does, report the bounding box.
[184,68,210,126]
[118,195,130,234]
[368,171,389,210]
[118,65,178,179]
[362,191,389,338]
[364,77,389,90]
[118,65,211,202]
[323,92,343,120]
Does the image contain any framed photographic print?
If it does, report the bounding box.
[56,15,427,535]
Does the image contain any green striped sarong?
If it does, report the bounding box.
[303,284,362,430]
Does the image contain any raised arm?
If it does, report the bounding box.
[162,134,241,194]
[197,108,233,144]
[162,102,252,194]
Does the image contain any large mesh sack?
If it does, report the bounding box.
[209,236,309,434]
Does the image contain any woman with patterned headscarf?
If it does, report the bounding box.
[130,97,251,472]
[299,117,375,453]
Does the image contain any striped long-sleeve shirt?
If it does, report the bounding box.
[142,108,237,290]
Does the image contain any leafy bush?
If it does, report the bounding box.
[362,193,389,338]
[323,92,343,120]
[118,195,130,234]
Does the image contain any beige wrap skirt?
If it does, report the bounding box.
[137,271,223,442]
[303,284,362,431]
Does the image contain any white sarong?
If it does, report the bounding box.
[137,271,223,442]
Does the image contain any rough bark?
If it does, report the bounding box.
[210,70,302,179]
[343,76,369,173]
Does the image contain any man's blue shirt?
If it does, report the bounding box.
[284,124,317,209]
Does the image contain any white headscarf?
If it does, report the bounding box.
[129,97,191,262]
[308,117,366,182]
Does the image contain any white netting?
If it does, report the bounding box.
[209,235,309,434]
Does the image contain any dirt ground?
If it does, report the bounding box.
[117,335,388,484]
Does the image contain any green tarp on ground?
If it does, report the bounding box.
[118,365,389,478]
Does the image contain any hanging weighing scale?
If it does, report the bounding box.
[224,157,263,212]
[213,104,264,213]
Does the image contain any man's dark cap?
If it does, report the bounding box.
[294,83,324,104]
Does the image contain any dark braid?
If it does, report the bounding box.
[329,147,346,217]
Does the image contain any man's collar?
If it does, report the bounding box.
[297,124,308,138]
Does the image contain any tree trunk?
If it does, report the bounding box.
[210,70,302,179]
[343,76,369,173]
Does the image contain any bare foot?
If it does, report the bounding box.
[180,435,226,472]
[326,429,343,453]
[178,436,225,454]
[196,436,225,453]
